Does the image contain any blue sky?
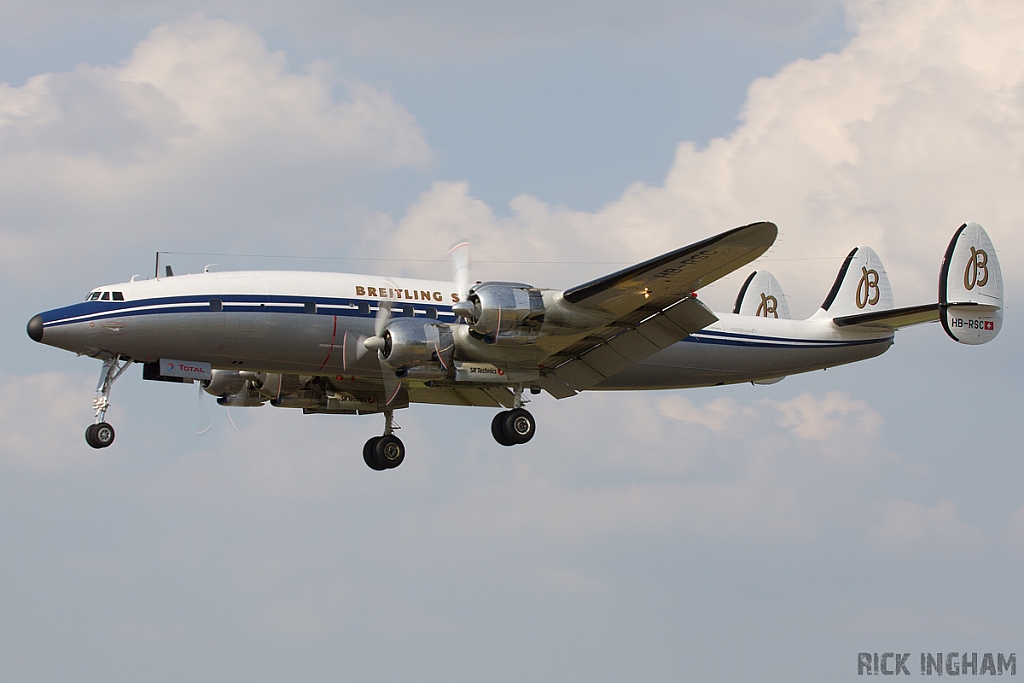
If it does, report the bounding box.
[3,1,1024,681]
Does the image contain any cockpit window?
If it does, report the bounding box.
[88,292,101,301]
[101,292,110,301]
[112,292,124,301]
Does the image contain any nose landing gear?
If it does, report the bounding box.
[363,409,406,470]
[85,356,131,449]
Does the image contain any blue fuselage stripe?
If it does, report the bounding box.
[41,295,458,328]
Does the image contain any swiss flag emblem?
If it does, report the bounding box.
[984,321,994,330]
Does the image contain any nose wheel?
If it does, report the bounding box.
[85,422,116,449]
[491,408,536,446]
[85,356,131,449]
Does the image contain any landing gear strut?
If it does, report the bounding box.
[363,409,406,470]
[85,356,131,449]
[491,385,537,446]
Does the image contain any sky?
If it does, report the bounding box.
[2,0,1024,681]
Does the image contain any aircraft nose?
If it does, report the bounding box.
[27,314,44,342]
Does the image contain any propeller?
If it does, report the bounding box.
[362,297,402,405]
[196,380,240,434]
[196,382,211,435]
[448,240,479,322]
[449,241,471,304]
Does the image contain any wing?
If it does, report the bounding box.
[538,222,778,397]
[561,221,778,315]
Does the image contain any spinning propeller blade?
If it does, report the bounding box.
[196,382,211,435]
[448,241,471,304]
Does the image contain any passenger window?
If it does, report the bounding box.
[402,305,415,317]
[304,301,317,314]
[112,292,124,301]
[210,299,223,312]
[357,302,370,315]
[89,292,101,301]
[425,307,437,319]
[101,292,110,301]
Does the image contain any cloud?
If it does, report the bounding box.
[375,0,1024,315]
[774,390,880,440]
[869,499,985,553]
[0,16,430,282]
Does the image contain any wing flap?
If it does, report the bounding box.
[832,303,940,329]
[545,297,717,392]
[408,385,514,408]
[562,222,777,315]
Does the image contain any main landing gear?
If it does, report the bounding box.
[85,356,131,449]
[491,385,536,447]
[363,409,405,471]
[361,386,537,470]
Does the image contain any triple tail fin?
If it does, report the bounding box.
[733,270,791,319]
[827,223,1002,343]
[812,246,894,319]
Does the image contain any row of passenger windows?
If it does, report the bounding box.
[86,291,125,301]
[207,299,438,318]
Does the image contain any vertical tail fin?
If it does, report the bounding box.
[733,270,791,319]
[939,222,1002,344]
[812,246,894,319]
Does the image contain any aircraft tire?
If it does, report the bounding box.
[504,408,536,445]
[85,424,99,449]
[86,422,115,449]
[375,435,405,469]
[363,437,386,470]
[491,411,515,447]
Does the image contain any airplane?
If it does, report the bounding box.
[26,221,1002,471]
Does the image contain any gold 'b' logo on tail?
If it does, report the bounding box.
[856,267,880,309]
[964,247,989,290]
[755,293,779,318]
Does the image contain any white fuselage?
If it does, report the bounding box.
[33,270,894,394]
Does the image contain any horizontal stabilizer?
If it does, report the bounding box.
[939,222,1003,345]
[833,303,939,329]
[733,270,791,319]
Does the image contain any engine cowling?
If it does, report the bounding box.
[459,281,544,344]
[203,369,248,397]
[380,318,454,372]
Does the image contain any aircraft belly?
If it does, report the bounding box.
[592,335,893,390]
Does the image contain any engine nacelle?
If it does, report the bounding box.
[381,318,455,372]
[461,281,544,344]
[203,369,248,397]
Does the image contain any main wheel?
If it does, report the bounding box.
[374,435,405,469]
[363,436,386,470]
[491,411,515,446]
[503,408,536,444]
[85,422,115,449]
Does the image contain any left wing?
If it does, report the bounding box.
[538,222,778,397]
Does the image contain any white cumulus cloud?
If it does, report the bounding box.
[376,0,1024,315]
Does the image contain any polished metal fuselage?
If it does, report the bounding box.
[34,270,894,393]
